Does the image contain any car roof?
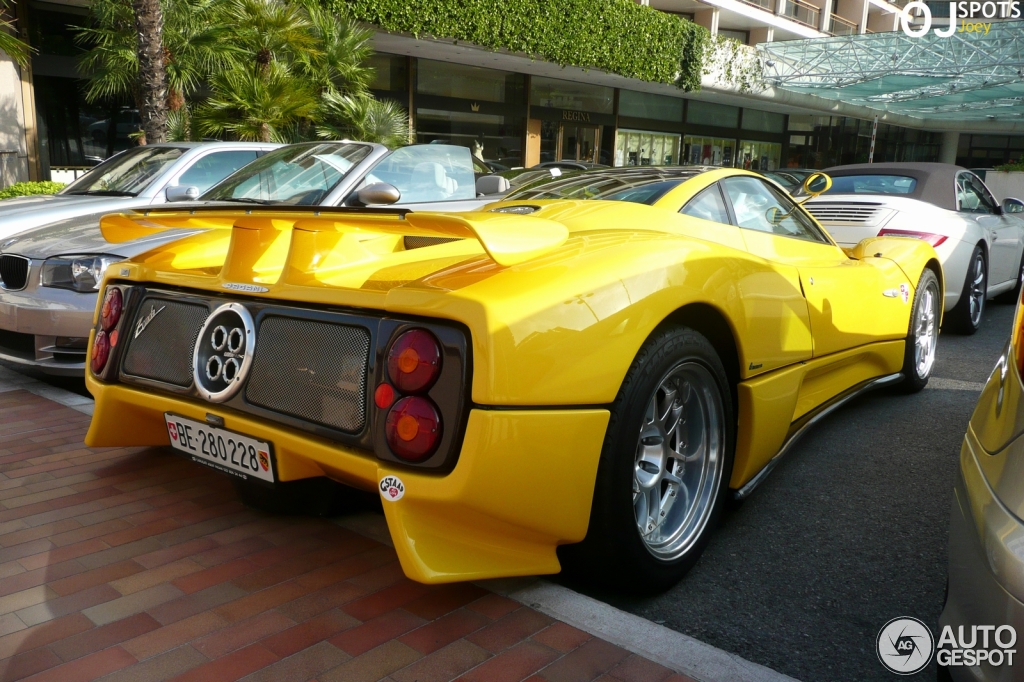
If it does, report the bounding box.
[820,162,968,211]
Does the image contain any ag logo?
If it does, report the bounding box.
[379,475,405,502]
[877,617,934,675]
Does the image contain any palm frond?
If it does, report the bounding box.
[317,93,411,147]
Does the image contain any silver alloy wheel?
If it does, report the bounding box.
[968,251,986,327]
[633,361,724,561]
[913,278,940,379]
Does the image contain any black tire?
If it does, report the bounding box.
[996,250,1024,304]
[559,326,735,593]
[232,476,371,516]
[897,268,941,394]
[945,245,986,335]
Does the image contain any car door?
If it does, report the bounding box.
[720,175,910,358]
[957,171,1019,287]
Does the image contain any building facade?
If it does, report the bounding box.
[0,0,1020,188]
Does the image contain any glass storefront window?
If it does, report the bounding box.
[417,60,523,104]
[683,136,737,167]
[616,129,681,166]
[686,101,739,128]
[530,77,613,114]
[416,109,524,168]
[738,140,781,170]
[618,90,683,122]
[741,109,785,133]
[368,53,408,93]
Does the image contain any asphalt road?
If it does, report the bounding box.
[568,301,1017,682]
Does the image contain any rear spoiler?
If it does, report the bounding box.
[100,208,569,268]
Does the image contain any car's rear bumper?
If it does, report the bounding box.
[84,375,609,584]
[940,425,1024,682]
[0,280,96,375]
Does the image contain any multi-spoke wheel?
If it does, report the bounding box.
[633,363,724,560]
[560,326,734,592]
[947,245,986,335]
[899,268,941,393]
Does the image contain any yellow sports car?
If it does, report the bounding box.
[84,167,941,591]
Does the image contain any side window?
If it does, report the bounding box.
[680,184,731,224]
[177,151,258,193]
[363,144,476,204]
[957,173,997,214]
[721,176,825,242]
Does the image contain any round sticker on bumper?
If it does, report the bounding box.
[379,475,405,502]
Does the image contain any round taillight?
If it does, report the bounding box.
[91,331,110,374]
[387,329,441,393]
[385,396,442,462]
[100,288,122,332]
[374,383,395,409]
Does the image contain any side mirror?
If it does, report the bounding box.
[766,207,784,225]
[1004,197,1024,214]
[356,182,401,206]
[801,172,832,199]
[476,175,511,196]
[165,185,200,202]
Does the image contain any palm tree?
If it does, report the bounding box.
[317,93,412,147]
[0,1,32,68]
[131,0,168,143]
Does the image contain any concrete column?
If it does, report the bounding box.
[0,52,30,188]
[820,0,833,32]
[940,131,959,164]
[694,7,720,34]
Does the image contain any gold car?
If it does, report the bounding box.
[84,167,941,591]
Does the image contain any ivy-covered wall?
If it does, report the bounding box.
[333,0,710,92]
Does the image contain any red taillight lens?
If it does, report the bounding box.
[385,396,442,461]
[387,329,442,393]
[877,229,947,248]
[91,331,110,374]
[374,382,395,409]
[100,288,122,332]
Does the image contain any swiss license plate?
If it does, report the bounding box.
[163,413,274,483]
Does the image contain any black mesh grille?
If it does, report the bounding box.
[246,316,370,433]
[0,256,29,291]
[122,299,209,387]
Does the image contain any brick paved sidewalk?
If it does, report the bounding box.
[0,389,698,682]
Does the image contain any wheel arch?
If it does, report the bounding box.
[655,302,741,413]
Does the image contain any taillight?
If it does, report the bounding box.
[91,331,110,374]
[387,329,441,393]
[100,287,122,331]
[877,229,947,247]
[385,396,442,461]
[374,382,395,409]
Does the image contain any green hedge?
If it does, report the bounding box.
[0,181,66,201]
[335,0,709,92]
[994,161,1024,172]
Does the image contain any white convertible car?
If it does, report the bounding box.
[804,163,1024,334]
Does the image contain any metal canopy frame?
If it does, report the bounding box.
[759,21,1024,121]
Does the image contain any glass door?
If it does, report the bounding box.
[559,124,601,162]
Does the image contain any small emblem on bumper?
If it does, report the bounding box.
[223,283,269,293]
[379,475,405,501]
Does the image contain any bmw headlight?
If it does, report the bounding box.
[41,255,118,292]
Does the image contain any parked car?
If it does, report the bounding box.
[802,162,1024,334]
[0,142,280,241]
[939,296,1024,681]
[82,167,940,591]
[0,142,509,375]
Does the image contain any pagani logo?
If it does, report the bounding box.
[877,617,934,675]
[222,282,269,293]
[193,302,255,403]
[134,304,166,339]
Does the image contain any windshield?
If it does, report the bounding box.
[201,143,372,205]
[505,171,692,205]
[61,146,185,196]
[821,174,917,195]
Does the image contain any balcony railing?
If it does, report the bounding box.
[783,0,821,27]
[828,13,858,35]
[740,0,776,12]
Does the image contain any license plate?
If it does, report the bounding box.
[164,413,274,483]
